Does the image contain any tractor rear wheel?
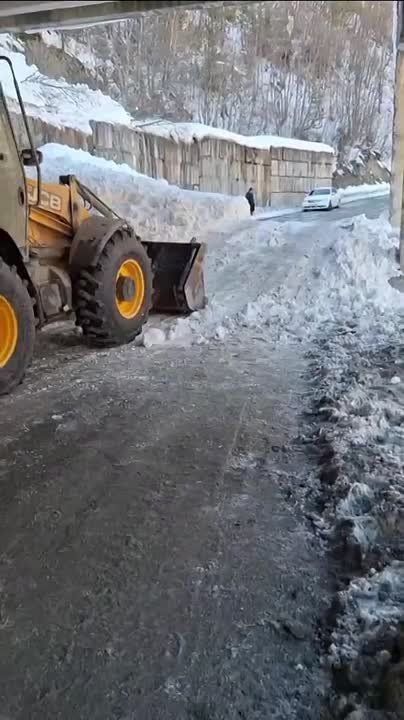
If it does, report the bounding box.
[0,259,35,396]
[74,230,153,346]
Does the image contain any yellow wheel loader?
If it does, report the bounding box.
[0,57,206,396]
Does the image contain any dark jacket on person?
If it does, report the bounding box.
[245,188,255,214]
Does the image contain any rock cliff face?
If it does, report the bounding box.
[334,148,391,189]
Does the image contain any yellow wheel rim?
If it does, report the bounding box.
[0,295,18,368]
[115,259,145,320]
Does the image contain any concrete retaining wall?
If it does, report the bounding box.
[10,112,334,207]
[270,146,334,207]
[10,111,89,154]
[91,122,274,204]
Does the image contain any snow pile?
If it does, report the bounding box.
[329,562,404,711]
[307,216,402,338]
[161,214,403,347]
[0,34,132,133]
[137,120,335,155]
[341,182,389,204]
[312,341,404,559]
[309,326,404,712]
[332,563,404,665]
[34,143,249,244]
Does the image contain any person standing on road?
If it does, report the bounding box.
[245,187,255,216]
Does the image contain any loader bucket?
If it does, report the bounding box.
[143,239,207,314]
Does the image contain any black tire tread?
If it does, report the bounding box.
[0,258,35,396]
[74,230,152,347]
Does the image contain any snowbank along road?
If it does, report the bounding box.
[0,148,401,719]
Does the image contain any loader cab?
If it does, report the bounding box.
[0,56,41,260]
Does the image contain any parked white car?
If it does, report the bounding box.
[302,187,341,211]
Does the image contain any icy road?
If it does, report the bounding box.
[258,193,388,225]
[0,192,401,720]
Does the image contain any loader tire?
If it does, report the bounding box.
[0,259,35,396]
[74,229,153,346]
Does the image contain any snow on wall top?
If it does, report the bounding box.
[136,121,335,155]
[0,33,132,134]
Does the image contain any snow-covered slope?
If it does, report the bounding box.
[0,33,334,155]
[0,34,132,133]
[39,30,102,73]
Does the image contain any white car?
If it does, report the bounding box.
[302,187,341,211]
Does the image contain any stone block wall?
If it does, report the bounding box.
[270,147,334,207]
[91,122,274,205]
[9,112,334,207]
[10,111,89,155]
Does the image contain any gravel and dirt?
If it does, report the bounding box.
[0,330,332,720]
